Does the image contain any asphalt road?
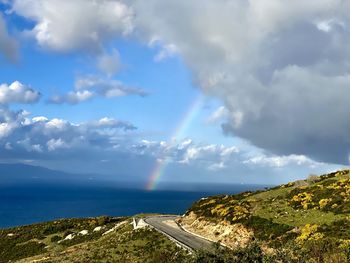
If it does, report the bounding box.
[144,216,213,251]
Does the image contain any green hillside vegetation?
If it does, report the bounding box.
[1,170,350,262]
[0,216,122,262]
[1,216,191,263]
[184,169,350,262]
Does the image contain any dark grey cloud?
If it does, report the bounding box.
[130,0,350,164]
[0,13,18,62]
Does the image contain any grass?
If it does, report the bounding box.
[2,215,192,263]
[184,169,350,262]
[2,169,350,262]
[18,219,190,263]
[0,216,125,262]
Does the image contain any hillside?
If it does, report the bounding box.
[179,169,350,262]
[1,170,350,262]
[0,215,191,263]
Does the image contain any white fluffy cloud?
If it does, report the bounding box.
[0,81,41,104]
[0,13,18,62]
[0,108,137,156]
[138,139,239,165]
[132,138,317,171]
[0,106,339,183]
[244,154,318,168]
[49,75,147,104]
[11,0,134,52]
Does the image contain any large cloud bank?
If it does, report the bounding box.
[129,0,350,164]
[0,105,323,179]
[3,0,350,165]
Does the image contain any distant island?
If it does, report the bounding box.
[1,170,349,262]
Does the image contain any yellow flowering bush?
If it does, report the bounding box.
[231,204,250,221]
[339,239,350,249]
[201,199,216,206]
[331,203,338,209]
[319,198,332,209]
[281,182,295,188]
[210,204,231,217]
[326,178,350,203]
[287,175,350,213]
[335,170,350,177]
[289,192,314,209]
[296,224,324,244]
[210,202,250,222]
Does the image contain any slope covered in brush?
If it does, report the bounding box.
[180,170,350,262]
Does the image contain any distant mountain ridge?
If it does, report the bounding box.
[0,163,270,192]
[0,163,89,185]
[1,169,350,262]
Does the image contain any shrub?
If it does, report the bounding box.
[0,241,46,261]
[296,224,323,244]
[289,192,314,209]
[50,235,62,242]
[244,216,293,242]
[319,198,332,209]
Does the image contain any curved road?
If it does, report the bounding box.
[144,215,213,251]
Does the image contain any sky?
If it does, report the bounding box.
[0,0,348,189]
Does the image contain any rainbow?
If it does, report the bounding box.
[146,95,204,190]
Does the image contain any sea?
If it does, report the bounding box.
[0,183,266,229]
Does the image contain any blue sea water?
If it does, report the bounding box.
[0,183,264,229]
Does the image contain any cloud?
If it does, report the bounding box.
[46,138,68,152]
[154,43,178,62]
[49,76,147,104]
[132,139,241,171]
[129,138,335,185]
[88,117,136,131]
[243,154,318,168]
[49,90,94,105]
[148,37,178,62]
[129,0,350,164]
[0,13,19,62]
[97,49,121,76]
[0,107,340,184]
[17,138,43,153]
[0,108,137,157]
[0,81,41,104]
[11,0,134,53]
[0,0,350,179]
[206,106,229,124]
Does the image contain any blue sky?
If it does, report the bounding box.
[0,0,347,188]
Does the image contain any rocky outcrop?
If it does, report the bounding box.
[178,212,253,249]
